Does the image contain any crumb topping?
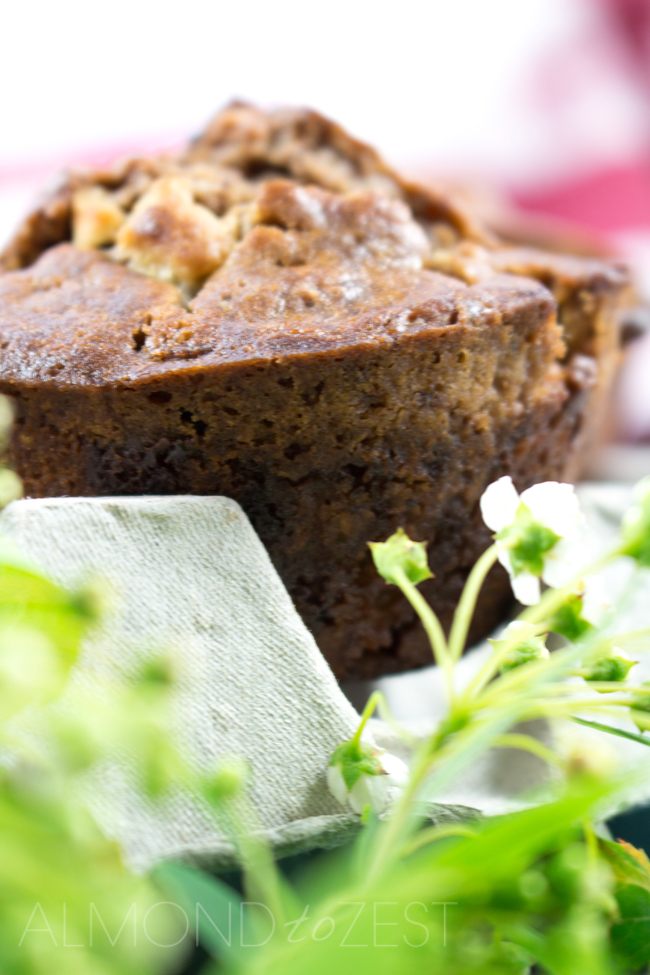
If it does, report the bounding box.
[72,186,126,250]
[0,103,488,291]
[113,176,244,297]
[0,102,628,380]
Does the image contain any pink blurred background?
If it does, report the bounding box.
[2,0,650,471]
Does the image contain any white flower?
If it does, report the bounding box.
[506,569,542,607]
[480,476,584,606]
[519,481,582,539]
[580,574,610,627]
[539,535,582,589]
[480,475,520,534]
[327,747,409,815]
[480,477,582,538]
[502,620,528,637]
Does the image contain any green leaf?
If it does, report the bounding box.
[600,839,650,892]
[612,883,650,970]
[368,528,433,586]
[0,557,94,664]
[0,549,99,718]
[154,861,248,963]
[378,782,616,923]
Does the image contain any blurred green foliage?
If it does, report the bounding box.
[1,406,650,975]
[0,542,190,975]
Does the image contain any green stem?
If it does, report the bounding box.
[459,620,550,705]
[514,697,637,718]
[350,690,418,756]
[536,682,650,696]
[583,817,599,864]
[222,795,288,931]
[572,716,650,746]
[632,710,650,731]
[493,733,565,768]
[362,738,441,886]
[492,674,631,745]
[518,552,614,628]
[351,690,383,749]
[593,628,650,648]
[448,544,499,663]
[364,704,525,886]
[401,822,478,857]
[393,567,454,703]
[370,690,420,747]
[463,548,620,706]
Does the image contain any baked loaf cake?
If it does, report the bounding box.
[0,104,627,679]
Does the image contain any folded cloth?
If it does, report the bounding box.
[0,495,364,870]
[1,486,647,871]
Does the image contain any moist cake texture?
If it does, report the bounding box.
[0,104,628,679]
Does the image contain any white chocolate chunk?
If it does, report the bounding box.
[72,186,126,250]
[114,176,238,294]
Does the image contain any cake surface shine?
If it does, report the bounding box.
[0,104,628,679]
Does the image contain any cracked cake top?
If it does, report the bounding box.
[0,103,628,386]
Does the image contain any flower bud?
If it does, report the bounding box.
[498,510,559,579]
[205,756,249,804]
[71,577,110,621]
[582,649,636,686]
[549,593,590,641]
[491,621,549,674]
[0,469,22,508]
[631,681,650,731]
[327,740,408,814]
[369,528,433,586]
[0,395,14,444]
[621,476,650,567]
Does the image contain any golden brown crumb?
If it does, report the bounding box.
[425,241,497,285]
[72,187,125,250]
[114,176,240,295]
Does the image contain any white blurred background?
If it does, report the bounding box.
[2,0,650,453]
[2,0,648,215]
[0,0,640,171]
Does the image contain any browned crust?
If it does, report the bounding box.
[3,290,575,679]
[0,102,630,678]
